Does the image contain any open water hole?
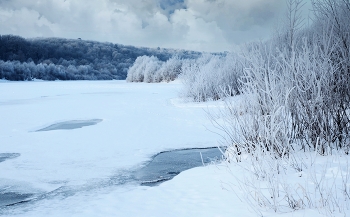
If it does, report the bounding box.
[132,147,223,186]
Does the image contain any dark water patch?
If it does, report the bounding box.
[0,153,20,163]
[36,119,102,131]
[0,192,34,207]
[133,147,224,186]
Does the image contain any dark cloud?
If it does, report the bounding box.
[159,0,186,16]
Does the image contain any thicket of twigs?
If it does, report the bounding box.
[208,0,350,215]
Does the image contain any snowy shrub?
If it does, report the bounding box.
[126,55,163,82]
[180,53,243,102]
[226,149,350,215]
[209,0,350,215]
[213,0,350,158]
[126,55,183,83]
[154,56,183,82]
[143,57,163,83]
[126,56,149,82]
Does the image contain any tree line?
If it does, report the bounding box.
[0,35,201,81]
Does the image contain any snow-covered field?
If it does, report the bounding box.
[0,80,348,216]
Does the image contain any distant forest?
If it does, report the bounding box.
[0,35,201,81]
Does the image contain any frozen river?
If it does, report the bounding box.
[0,80,224,216]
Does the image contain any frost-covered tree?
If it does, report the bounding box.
[127,55,185,83]
[0,35,201,81]
[155,56,183,82]
[126,56,161,82]
[143,57,163,83]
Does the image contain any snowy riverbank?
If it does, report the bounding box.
[0,80,348,216]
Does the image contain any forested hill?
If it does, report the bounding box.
[0,35,201,81]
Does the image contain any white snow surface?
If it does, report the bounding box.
[0,80,345,216]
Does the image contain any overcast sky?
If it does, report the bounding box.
[0,0,312,52]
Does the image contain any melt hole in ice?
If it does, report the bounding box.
[132,147,224,186]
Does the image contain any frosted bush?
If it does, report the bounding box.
[209,0,350,214]
[155,56,182,82]
[180,53,243,102]
[126,55,183,83]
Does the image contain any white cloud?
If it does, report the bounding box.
[0,0,312,52]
